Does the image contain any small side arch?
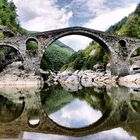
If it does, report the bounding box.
[0,43,24,70]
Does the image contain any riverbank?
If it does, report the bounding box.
[1,61,140,90]
[45,70,140,91]
[0,62,43,88]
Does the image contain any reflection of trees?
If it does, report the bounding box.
[0,95,24,123]
[41,85,110,114]
[41,85,74,115]
[71,87,110,113]
[124,121,140,140]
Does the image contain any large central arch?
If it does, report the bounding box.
[46,27,112,56]
[39,27,112,72]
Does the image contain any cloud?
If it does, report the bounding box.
[49,99,102,128]
[13,0,139,32]
[13,0,73,31]
[84,3,137,31]
[59,35,92,51]
[23,127,137,140]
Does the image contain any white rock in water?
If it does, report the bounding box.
[59,74,82,92]
[119,73,140,89]
[81,71,95,87]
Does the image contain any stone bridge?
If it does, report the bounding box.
[1,26,140,76]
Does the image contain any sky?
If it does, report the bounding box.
[23,128,137,140]
[49,99,102,128]
[12,0,140,51]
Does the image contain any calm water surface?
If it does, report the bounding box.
[0,85,139,140]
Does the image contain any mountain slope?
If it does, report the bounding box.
[109,3,140,38]
[41,41,75,71]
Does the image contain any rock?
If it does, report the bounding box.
[106,63,111,73]
[81,71,95,87]
[93,63,104,72]
[59,74,82,92]
[118,73,140,89]
[0,61,43,88]
[45,71,58,86]
[57,70,82,91]
[130,60,140,73]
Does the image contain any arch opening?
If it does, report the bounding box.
[27,109,40,128]
[129,47,140,73]
[0,44,24,72]
[40,32,111,76]
[117,40,128,60]
[26,38,38,56]
[118,40,127,49]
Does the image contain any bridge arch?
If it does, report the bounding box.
[25,37,39,51]
[39,27,113,72]
[127,45,140,60]
[43,107,112,136]
[45,27,112,56]
[0,43,24,62]
[0,95,25,123]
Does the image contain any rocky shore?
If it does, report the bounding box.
[0,61,43,88]
[1,61,140,90]
[45,70,140,91]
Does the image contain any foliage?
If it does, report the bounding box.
[107,3,140,39]
[134,3,140,15]
[41,42,75,71]
[107,17,128,33]
[117,14,140,38]
[41,85,110,114]
[0,0,26,36]
[41,85,73,114]
[71,87,108,112]
[61,43,109,71]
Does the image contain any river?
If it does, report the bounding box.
[0,84,139,140]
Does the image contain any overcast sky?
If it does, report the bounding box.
[13,0,140,51]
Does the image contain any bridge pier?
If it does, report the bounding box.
[23,55,41,75]
[110,61,129,76]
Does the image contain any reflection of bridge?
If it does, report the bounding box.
[0,86,139,139]
[1,27,140,76]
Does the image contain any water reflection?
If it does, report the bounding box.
[41,85,109,128]
[23,128,137,140]
[49,99,102,128]
[0,85,139,140]
[0,95,24,123]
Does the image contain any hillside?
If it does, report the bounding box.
[61,43,108,71]
[108,3,140,38]
[0,0,26,36]
[41,41,75,71]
